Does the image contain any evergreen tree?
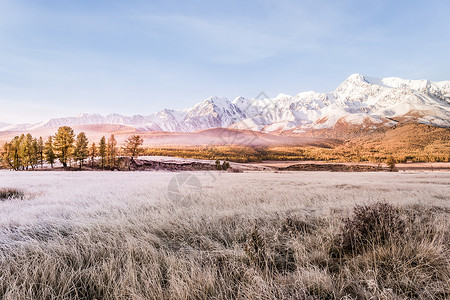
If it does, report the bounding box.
[124,135,143,158]
[30,138,38,169]
[74,132,89,168]
[222,160,230,170]
[107,134,117,167]
[99,136,107,169]
[12,135,23,170]
[1,141,14,169]
[215,160,222,170]
[37,137,44,168]
[21,133,33,170]
[90,142,97,168]
[44,136,56,168]
[54,126,75,168]
[0,143,6,168]
[2,135,25,170]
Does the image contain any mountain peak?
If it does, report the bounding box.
[274,93,292,100]
[343,73,387,86]
[2,74,448,133]
[232,96,246,103]
[346,73,366,82]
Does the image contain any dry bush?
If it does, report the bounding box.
[331,204,450,299]
[386,156,397,171]
[339,202,405,255]
[0,188,24,200]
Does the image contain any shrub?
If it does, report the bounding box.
[222,161,230,170]
[340,202,405,255]
[243,227,270,271]
[0,188,24,200]
[386,156,397,171]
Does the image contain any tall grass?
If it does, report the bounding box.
[0,171,448,299]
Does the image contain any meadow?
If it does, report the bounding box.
[0,170,449,299]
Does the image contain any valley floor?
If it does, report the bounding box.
[0,171,449,299]
[5,155,449,172]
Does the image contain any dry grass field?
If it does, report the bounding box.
[0,171,449,299]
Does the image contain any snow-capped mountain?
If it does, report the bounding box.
[2,74,449,133]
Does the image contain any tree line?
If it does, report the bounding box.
[0,126,144,170]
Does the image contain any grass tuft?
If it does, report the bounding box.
[0,188,24,200]
[340,202,405,255]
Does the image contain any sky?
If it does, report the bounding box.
[0,0,449,123]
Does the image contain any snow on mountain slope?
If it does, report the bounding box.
[0,122,10,130]
[327,74,450,127]
[0,123,36,132]
[1,74,449,133]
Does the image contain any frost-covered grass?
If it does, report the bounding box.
[0,171,449,299]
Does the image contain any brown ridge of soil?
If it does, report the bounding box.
[130,158,218,172]
[278,163,387,172]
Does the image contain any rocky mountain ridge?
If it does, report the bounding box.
[1,74,449,133]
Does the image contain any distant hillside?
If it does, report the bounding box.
[140,123,449,163]
[341,123,450,161]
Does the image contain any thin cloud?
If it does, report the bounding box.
[0,0,448,123]
[134,13,331,63]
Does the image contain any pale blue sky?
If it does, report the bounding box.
[0,0,449,123]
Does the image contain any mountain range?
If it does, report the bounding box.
[1,74,449,135]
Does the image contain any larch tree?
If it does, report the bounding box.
[12,135,23,170]
[30,138,38,169]
[74,132,89,168]
[54,126,75,168]
[107,134,117,167]
[90,142,97,169]
[44,136,56,168]
[1,141,14,169]
[99,136,107,169]
[37,137,44,168]
[124,135,143,158]
[21,133,33,170]
[2,135,27,170]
